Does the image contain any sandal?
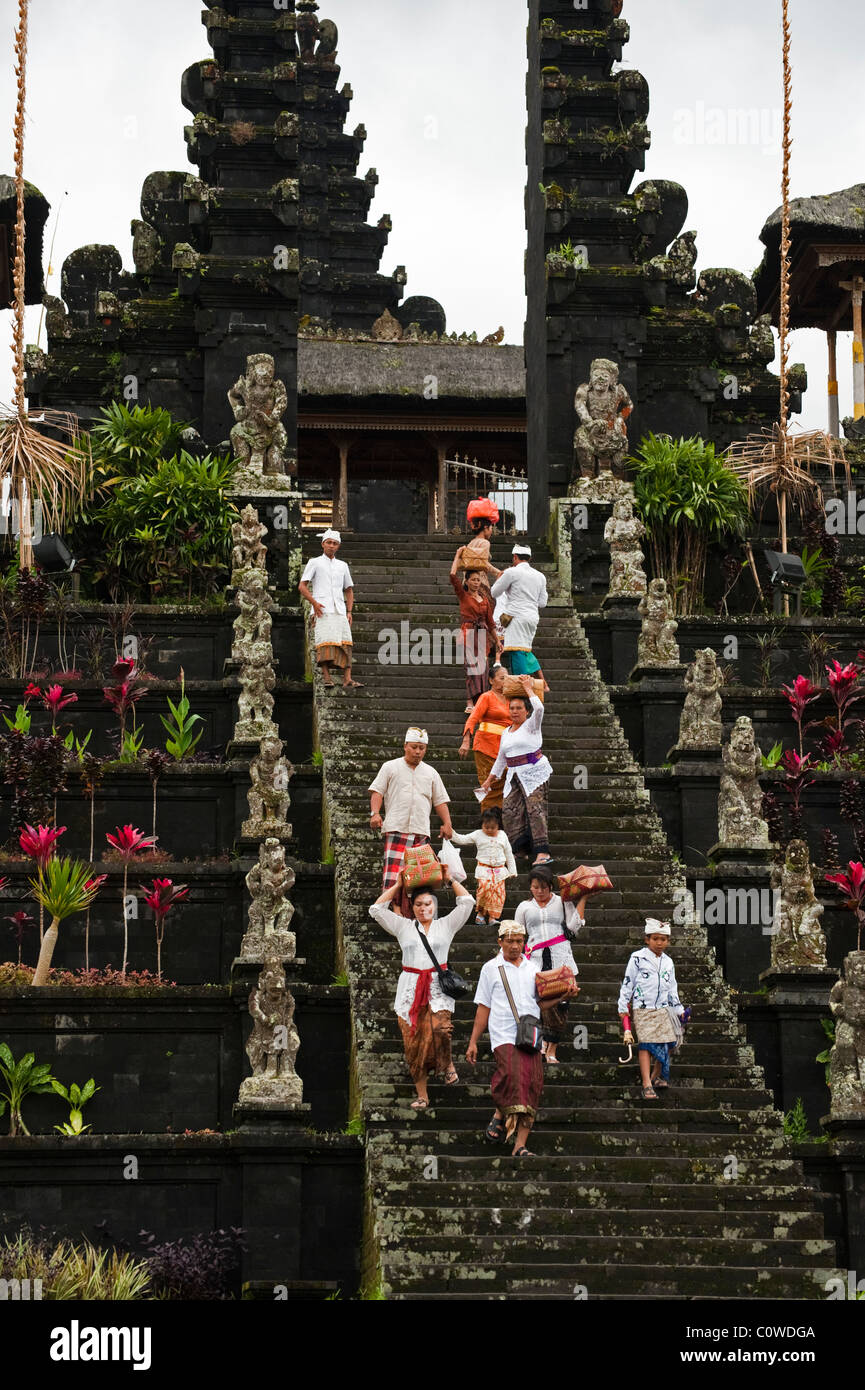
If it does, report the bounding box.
[641,1085,657,1100]
[544,1055,559,1065]
[444,1067,459,1085]
[485,1116,506,1143]
[410,1097,429,1110]
[532,855,554,867]
[343,680,365,690]
[513,1146,534,1157]
[653,1079,669,1089]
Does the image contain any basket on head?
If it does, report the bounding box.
[557,865,613,902]
[502,675,545,702]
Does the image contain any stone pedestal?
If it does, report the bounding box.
[228,488,303,591]
[552,497,612,606]
[754,966,837,1128]
[818,1115,865,1271]
[689,859,774,989]
[665,753,722,860]
[629,663,687,686]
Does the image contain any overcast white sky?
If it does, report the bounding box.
[1,0,863,430]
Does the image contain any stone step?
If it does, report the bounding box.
[377,1232,836,1267]
[378,1205,826,1241]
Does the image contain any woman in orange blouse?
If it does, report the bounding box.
[459,664,510,809]
[450,550,497,714]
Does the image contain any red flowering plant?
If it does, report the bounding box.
[816,660,865,763]
[4,909,36,967]
[102,658,147,749]
[779,750,815,841]
[139,878,189,979]
[781,674,822,758]
[106,825,158,977]
[825,861,865,951]
[41,684,79,736]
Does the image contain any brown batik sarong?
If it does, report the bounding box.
[540,997,570,1044]
[397,1007,454,1081]
[503,778,550,857]
[474,751,505,811]
[491,1043,544,1138]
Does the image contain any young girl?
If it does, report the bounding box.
[617,918,690,1100]
[450,807,517,927]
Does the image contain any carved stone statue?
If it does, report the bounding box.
[232,571,274,664]
[371,308,403,342]
[131,219,161,276]
[228,353,294,485]
[718,716,770,849]
[646,230,698,293]
[828,952,865,1116]
[770,839,827,969]
[240,838,296,962]
[571,357,633,498]
[238,957,302,1108]
[677,648,723,749]
[243,732,293,840]
[604,493,646,598]
[231,504,268,584]
[637,578,680,667]
[235,639,278,744]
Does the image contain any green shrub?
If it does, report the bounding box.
[631,434,750,614]
[0,1231,152,1299]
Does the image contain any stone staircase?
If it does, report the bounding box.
[311,532,839,1300]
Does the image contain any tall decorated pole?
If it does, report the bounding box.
[0,0,87,567]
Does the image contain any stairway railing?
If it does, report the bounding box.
[440,455,528,536]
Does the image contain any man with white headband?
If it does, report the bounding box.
[617,917,690,1101]
[369,727,454,916]
[490,543,549,687]
[299,528,363,692]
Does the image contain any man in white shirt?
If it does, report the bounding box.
[299,528,363,691]
[490,545,549,688]
[467,921,544,1156]
[369,727,453,915]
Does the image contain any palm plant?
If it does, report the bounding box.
[631,434,750,614]
[29,858,104,986]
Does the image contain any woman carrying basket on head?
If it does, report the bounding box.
[480,674,553,869]
[515,865,589,1064]
[370,867,474,1110]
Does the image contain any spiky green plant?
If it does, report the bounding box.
[29,858,104,986]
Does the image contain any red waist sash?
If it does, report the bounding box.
[403,963,449,1032]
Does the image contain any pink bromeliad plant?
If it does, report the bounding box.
[781,674,821,758]
[825,861,865,951]
[139,878,189,979]
[19,824,66,942]
[106,825,157,977]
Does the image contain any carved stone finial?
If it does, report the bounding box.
[235,638,279,744]
[637,578,680,666]
[677,648,723,750]
[228,353,295,489]
[231,504,268,584]
[769,840,827,970]
[603,492,646,597]
[370,307,403,342]
[570,357,633,499]
[718,716,770,850]
[243,732,293,840]
[829,952,865,1117]
[232,570,274,665]
[240,838,296,963]
[238,957,302,1109]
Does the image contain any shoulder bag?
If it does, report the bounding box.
[415,924,470,999]
[498,964,543,1053]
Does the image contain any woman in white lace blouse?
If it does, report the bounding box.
[480,674,553,868]
[515,865,588,1063]
[369,867,475,1110]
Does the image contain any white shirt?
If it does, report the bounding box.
[300,554,354,617]
[490,696,552,798]
[515,893,582,973]
[490,563,548,653]
[368,757,450,836]
[450,827,517,881]
[617,946,684,1017]
[369,895,475,1023]
[474,950,540,1050]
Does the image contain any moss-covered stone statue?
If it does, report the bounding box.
[676,648,723,749]
[604,493,646,598]
[228,353,294,488]
[637,578,680,666]
[718,716,770,850]
[240,837,296,963]
[770,839,827,969]
[570,357,633,500]
[243,732,293,840]
[828,952,865,1116]
[239,957,302,1108]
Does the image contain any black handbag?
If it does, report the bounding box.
[415,924,471,999]
[498,965,543,1053]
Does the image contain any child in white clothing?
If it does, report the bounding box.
[451,808,517,927]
